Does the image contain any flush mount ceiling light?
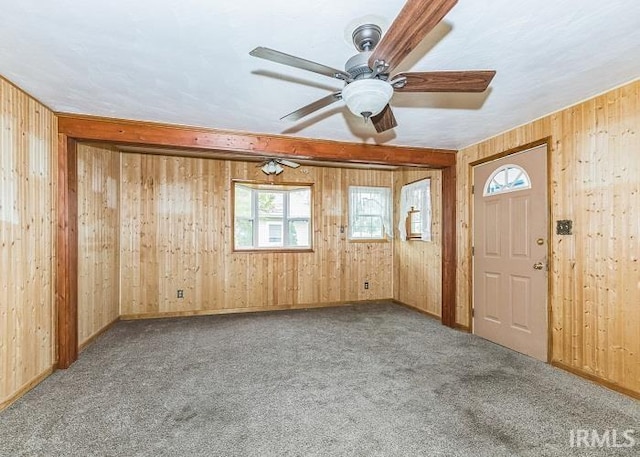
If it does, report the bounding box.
[261,160,284,175]
[341,78,394,120]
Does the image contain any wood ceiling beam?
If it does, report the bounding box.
[56,114,457,168]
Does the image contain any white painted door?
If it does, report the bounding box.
[473,145,548,361]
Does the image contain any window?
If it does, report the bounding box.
[234,181,312,250]
[483,164,531,196]
[348,186,392,240]
[398,178,431,241]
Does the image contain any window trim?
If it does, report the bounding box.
[232,179,314,253]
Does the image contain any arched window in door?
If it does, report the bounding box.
[483,164,531,196]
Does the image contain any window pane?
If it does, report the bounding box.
[359,192,384,215]
[268,224,282,243]
[288,220,310,247]
[353,215,383,239]
[410,211,422,235]
[258,191,283,217]
[235,218,253,248]
[235,185,252,218]
[289,189,311,218]
[258,220,283,247]
[484,165,531,196]
[408,188,422,211]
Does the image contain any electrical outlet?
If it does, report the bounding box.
[177,289,184,299]
[364,281,369,290]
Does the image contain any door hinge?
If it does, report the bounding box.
[471,246,475,256]
[472,308,475,317]
[471,185,475,195]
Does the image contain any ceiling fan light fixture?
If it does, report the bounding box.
[342,79,393,119]
[261,160,284,175]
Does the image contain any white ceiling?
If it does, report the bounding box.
[1,0,639,150]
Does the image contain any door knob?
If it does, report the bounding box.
[533,262,544,270]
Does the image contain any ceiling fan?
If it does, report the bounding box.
[250,0,495,133]
[260,158,301,175]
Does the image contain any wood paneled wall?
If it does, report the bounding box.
[77,144,120,348]
[0,78,57,409]
[458,79,640,394]
[119,154,394,318]
[393,169,442,316]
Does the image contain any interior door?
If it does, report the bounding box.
[473,144,548,361]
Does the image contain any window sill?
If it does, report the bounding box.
[348,239,389,243]
[233,248,314,253]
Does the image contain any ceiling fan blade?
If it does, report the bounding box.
[371,105,398,133]
[393,70,496,92]
[280,92,342,121]
[368,0,458,74]
[278,159,300,168]
[250,47,351,81]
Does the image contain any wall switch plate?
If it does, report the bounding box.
[556,220,573,235]
[177,289,184,299]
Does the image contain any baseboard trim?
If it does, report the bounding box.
[78,316,120,352]
[454,323,471,333]
[391,299,441,321]
[551,361,640,400]
[0,365,56,412]
[120,299,391,321]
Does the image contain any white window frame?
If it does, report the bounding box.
[233,181,312,251]
[348,186,393,240]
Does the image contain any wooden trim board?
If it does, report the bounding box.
[120,299,393,321]
[441,165,457,327]
[391,299,441,321]
[0,366,56,412]
[551,361,640,401]
[78,317,120,353]
[56,134,78,369]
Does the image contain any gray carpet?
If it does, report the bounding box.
[1,302,638,456]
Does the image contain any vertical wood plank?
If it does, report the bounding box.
[77,143,120,348]
[0,77,57,408]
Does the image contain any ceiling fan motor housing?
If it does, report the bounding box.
[345,51,374,80]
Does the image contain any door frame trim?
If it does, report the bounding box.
[468,137,553,362]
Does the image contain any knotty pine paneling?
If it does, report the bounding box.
[393,169,442,317]
[77,143,120,348]
[458,79,640,394]
[119,154,394,317]
[0,77,57,409]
